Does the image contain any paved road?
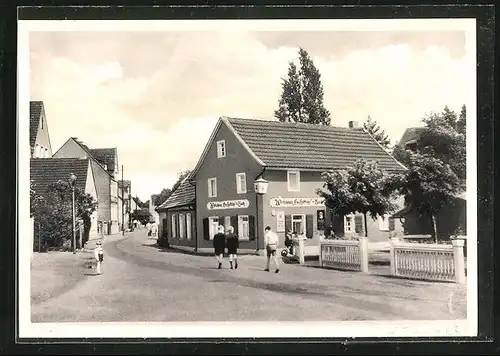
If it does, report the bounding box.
[31,229,467,322]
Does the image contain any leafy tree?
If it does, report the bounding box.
[363,115,391,148]
[32,181,98,250]
[317,159,397,237]
[391,151,462,242]
[275,47,331,125]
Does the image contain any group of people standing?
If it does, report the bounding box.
[212,225,281,273]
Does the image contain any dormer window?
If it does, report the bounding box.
[217,140,226,158]
[287,170,300,192]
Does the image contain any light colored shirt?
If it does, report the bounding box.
[94,246,103,261]
[264,230,279,246]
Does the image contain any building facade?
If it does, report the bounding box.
[52,138,121,234]
[29,101,53,158]
[189,117,406,255]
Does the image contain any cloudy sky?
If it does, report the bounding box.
[29,25,470,202]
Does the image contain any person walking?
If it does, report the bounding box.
[146,221,152,237]
[94,241,104,275]
[264,226,280,273]
[225,226,239,270]
[213,225,226,269]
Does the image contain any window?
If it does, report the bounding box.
[236,172,247,194]
[179,213,186,239]
[186,213,192,240]
[217,140,226,158]
[378,214,390,231]
[208,178,217,198]
[292,214,306,235]
[171,214,177,238]
[344,214,355,233]
[237,215,250,240]
[287,170,300,191]
[209,216,219,240]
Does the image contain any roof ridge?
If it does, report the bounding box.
[226,116,360,131]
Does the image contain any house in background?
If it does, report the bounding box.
[392,127,466,239]
[156,176,196,250]
[52,137,121,235]
[169,117,406,256]
[30,157,99,241]
[118,180,132,229]
[149,195,160,225]
[30,101,53,158]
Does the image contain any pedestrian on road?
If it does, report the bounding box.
[146,221,152,236]
[225,226,239,270]
[264,226,280,273]
[213,225,226,269]
[94,241,104,275]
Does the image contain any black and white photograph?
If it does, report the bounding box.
[18,17,478,339]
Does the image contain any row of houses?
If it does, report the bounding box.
[155,117,409,255]
[29,101,139,242]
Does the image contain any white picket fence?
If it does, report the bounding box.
[319,238,369,272]
[318,237,466,284]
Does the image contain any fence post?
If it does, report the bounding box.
[297,237,305,265]
[389,237,399,276]
[318,243,323,267]
[359,236,369,273]
[452,238,466,284]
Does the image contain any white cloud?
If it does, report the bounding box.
[30,30,471,199]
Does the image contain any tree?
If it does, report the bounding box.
[32,181,98,250]
[317,159,397,237]
[152,170,192,207]
[363,115,391,148]
[274,47,331,125]
[391,151,462,242]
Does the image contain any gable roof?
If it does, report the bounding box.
[30,158,91,194]
[397,127,426,148]
[192,117,405,174]
[29,101,44,149]
[157,177,196,211]
[89,148,118,172]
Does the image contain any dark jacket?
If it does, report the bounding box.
[213,233,226,253]
[225,233,239,254]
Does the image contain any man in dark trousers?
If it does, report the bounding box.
[225,226,239,269]
[213,225,226,269]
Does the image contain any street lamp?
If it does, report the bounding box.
[68,173,77,254]
[254,177,269,254]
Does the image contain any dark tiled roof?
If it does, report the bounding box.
[69,138,115,178]
[397,127,426,147]
[157,178,195,210]
[29,101,44,149]
[118,180,131,189]
[226,118,405,172]
[89,148,117,172]
[30,158,90,195]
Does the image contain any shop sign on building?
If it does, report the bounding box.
[276,211,285,232]
[207,199,250,210]
[269,197,325,208]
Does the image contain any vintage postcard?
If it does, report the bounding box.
[18,17,477,339]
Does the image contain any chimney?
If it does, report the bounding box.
[348,120,359,129]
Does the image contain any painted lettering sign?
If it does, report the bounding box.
[269,197,325,208]
[207,199,250,210]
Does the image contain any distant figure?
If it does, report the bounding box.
[213,225,226,269]
[94,241,104,275]
[146,221,152,236]
[225,226,239,269]
[152,221,158,237]
[264,226,280,273]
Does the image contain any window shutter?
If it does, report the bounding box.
[306,214,314,238]
[248,215,256,240]
[203,218,209,240]
[388,217,395,231]
[231,216,239,235]
[354,215,363,234]
[285,214,292,233]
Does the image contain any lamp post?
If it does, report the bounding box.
[253,177,269,254]
[68,173,77,254]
